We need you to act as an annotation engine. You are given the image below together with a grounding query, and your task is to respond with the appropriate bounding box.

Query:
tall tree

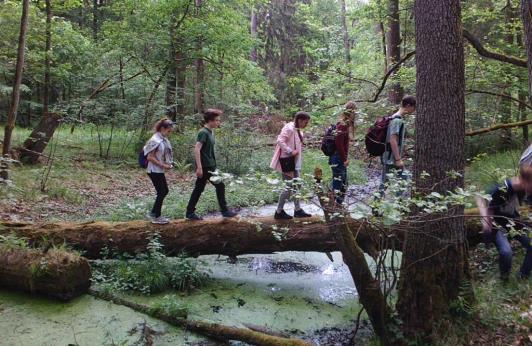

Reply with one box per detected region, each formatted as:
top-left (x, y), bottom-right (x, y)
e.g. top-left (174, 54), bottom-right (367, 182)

top-left (500, 0), bottom-right (516, 147)
top-left (250, 6), bottom-right (258, 62)
top-left (386, 0), bottom-right (403, 104)
top-left (340, 0), bottom-right (351, 63)
top-left (43, 0), bottom-right (52, 116)
top-left (397, 0), bottom-right (469, 339)
top-left (522, 0), bottom-right (532, 105)
top-left (1, 0), bottom-right (30, 180)
top-left (194, 0), bottom-right (205, 114)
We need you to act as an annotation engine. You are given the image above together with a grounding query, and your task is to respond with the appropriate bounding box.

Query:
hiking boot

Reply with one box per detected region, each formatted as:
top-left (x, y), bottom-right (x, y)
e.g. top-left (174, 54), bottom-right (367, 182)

top-left (222, 210), bottom-right (238, 218)
top-left (186, 213), bottom-right (204, 221)
top-left (274, 210), bottom-right (293, 220)
top-left (294, 209), bottom-right (312, 218)
top-left (151, 216), bottom-right (170, 224)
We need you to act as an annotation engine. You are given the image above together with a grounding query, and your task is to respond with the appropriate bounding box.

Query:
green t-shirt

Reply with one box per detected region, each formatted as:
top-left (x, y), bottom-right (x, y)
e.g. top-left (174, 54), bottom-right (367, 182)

top-left (197, 127), bottom-right (216, 169)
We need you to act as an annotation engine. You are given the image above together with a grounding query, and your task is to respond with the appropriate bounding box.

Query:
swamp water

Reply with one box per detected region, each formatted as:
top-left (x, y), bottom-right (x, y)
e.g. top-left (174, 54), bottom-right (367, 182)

top-left (1, 169), bottom-right (394, 345)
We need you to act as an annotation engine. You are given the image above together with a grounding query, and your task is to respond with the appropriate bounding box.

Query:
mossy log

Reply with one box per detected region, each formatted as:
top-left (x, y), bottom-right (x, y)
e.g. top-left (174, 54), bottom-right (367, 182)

top-left (88, 288), bottom-right (311, 346)
top-left (0, 212), bottom-right (484, 260)
top-left (0, 246), bottom-right (91, 300)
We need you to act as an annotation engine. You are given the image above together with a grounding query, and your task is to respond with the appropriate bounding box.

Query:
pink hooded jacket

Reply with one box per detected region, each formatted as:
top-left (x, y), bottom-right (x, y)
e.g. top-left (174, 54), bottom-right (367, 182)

top-left (270, 121), bottom-right (303, 173)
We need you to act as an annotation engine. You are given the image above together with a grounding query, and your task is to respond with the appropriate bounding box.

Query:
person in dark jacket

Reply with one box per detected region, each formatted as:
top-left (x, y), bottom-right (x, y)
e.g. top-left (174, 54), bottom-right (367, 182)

top-left (476, 165), bottom-right (532, 281)
top-left (329, 101), bottom-right (357, 204)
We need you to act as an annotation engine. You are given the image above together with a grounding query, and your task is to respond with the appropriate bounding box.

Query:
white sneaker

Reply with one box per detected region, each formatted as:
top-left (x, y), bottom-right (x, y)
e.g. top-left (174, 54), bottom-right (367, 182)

top-left (151, 216), bottom-right (170, 224)
top-left (146, 212), bottom-right (156, 220)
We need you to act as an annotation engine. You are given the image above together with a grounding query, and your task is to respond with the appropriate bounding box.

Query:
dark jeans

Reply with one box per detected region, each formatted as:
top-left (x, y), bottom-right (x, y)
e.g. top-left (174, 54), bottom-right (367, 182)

top-left (148, 173), bottom-right (169, 218)
top-left (329, 153), bottom-right (347, 204)
top-left (186, 168), bottom-right (228, 214)
top-left (494, 229), bottom-right (531, 278)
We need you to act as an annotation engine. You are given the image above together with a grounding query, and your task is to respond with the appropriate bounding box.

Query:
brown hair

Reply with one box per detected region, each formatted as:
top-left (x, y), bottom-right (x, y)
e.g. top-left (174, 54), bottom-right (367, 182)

top-left (339, 101), bottom-right (357, 136)
top-left (203, 108), bottom-right (223, 124)
top-left (519, 165), bottom-right (532, 182)
top-left (293, 111), bottom-right (310, 144)
top-left (401, 95), bottom-right (416, 108)
top-left (153, 118), bottom-right (174, 132)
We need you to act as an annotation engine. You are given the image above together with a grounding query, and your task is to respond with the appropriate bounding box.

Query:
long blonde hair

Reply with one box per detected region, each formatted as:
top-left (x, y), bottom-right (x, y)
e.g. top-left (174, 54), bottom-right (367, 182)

top-left (338, 101), bottom-right (357, 137)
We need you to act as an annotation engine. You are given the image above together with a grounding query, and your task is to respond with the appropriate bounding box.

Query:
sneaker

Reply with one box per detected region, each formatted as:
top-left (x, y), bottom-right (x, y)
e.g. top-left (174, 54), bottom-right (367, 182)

top-left (294, 209), bottom-right (312, 218)
top-left (151, 216), bottom-right (170, 224)
top-left (147, 212), bottom-right (156, 219)
top-left (222, 210), bottom-right (238, 218)
top-left (274, 210), bottom-right (293, 220)
top-left (186, 213), bottom-right (204, 221)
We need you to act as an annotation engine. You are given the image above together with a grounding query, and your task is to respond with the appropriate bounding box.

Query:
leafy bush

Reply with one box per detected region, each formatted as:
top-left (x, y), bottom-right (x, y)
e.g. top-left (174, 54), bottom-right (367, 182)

top-left (91, 234), bottom-right (209, 294)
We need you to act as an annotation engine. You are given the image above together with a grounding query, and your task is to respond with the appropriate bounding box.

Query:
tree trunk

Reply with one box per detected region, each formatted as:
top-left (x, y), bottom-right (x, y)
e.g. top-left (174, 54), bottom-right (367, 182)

top-left (1, 0), bottom-right (30, 181)
top-left (165, 28), bottom-right (178, 121)
top-left (340, 0), bottom-right (351, 63)
top-left (500, 0), bottom-right (515, 148)
top-left (92, 0), bottom-right (98, 41)
top-left (397, 0), bottom-right (469, 340)
top-left (522, 0), bottom-right (532, 104)
top-left (0, 212), bottom-right (486, 261)
top-left (194, 0), bottom-right (205, 114)
top-left (519, 88), bottom-right (529, 145)
top-left (19, 112), bottom-right (62, 164)
top-left (0, 246), bottom-right (91, 301)
top-left (43, 0), bottom-right (52, 116)
top-left (386, 0), bottom-right (403, 104)
top-left (250, 6), bottom-right (258, 62)
top-left (176, 47), bottom-right (187, 124)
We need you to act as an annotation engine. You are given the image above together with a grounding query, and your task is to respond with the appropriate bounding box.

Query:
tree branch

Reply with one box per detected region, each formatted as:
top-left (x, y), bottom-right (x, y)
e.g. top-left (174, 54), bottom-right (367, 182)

top-left (466, 89), bottom-right (532, 110)
top-left (466, 119), bottom-right (532, 136)
top-left (463, 29), bottom-right (527, 68)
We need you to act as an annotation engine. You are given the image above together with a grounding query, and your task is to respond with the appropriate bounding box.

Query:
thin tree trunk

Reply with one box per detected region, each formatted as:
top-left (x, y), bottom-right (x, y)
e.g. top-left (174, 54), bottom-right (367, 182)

top-left (386, 0), bottom-right (403, 104)
top-left (519, 88), bottom-right (529, 144)
top-left (340, 0), bottom-right (351, 63)
top-left (176, 47), bottom-right (187, 124)
top-left (119, 57), bottom-right (126, 100)
top-left (92, 0), bottom-right (98, 41)
top-left (500, 0), bottom-right (515, 147)
top-left (194, 0), bottom-right (205, 114)
top-left (250, 6), bottom-right (258, 62)
top-left (522, 0), bottom-right (532, 105)
top-left (1, 0), bottom-right (30, 181)
top-left (397, 0), bottom-right (469, 340)
top-left (43, 0), bottom-right (52, 116)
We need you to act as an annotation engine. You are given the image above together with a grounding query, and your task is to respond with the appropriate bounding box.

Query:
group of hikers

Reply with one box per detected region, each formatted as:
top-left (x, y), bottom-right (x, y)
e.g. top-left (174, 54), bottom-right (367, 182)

top-left (142, 95), bottom-right (530, 281)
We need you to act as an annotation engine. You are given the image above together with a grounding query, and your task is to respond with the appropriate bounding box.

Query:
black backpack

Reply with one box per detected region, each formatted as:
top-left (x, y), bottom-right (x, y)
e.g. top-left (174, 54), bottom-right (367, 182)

top-left (138, 149), bottom-right (148, 168)
top-left (320, 124), bottom-right (337, 156)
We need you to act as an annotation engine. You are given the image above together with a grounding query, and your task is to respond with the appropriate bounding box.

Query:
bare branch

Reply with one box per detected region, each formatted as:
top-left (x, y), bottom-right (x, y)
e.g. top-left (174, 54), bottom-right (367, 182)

top-left (463, 29), bottom-right (527, 68)
top-left (466, 89), bottom-right (532, 110)
top-left (466, 118), bottom-right (532, 136)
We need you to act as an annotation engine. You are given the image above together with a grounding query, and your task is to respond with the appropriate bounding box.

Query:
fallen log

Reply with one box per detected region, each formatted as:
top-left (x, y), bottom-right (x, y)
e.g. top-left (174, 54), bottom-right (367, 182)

top-left (0, 212), bottom-right (485, 260)
top-left (88, 288), bottom-right (311, 346)
top-left (0, 245), bottom-right (91, 300)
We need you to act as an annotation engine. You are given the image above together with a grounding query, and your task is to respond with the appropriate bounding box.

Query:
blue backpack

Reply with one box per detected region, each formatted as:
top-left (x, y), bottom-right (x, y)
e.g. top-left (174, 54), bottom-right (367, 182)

top-left (138, 149), bottom-right (148, 168)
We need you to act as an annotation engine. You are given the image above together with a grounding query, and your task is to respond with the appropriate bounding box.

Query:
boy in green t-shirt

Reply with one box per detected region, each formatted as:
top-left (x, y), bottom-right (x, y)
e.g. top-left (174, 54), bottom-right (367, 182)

top-left (186, 109), bottom-right (237, 221)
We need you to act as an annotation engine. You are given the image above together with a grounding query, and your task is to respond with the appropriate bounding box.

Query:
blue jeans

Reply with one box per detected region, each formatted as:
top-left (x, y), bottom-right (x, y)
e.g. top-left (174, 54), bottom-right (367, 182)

top-left (493, 230), bottom-right (531, 278)
top-left (329, 153), bottom-right (347, 204)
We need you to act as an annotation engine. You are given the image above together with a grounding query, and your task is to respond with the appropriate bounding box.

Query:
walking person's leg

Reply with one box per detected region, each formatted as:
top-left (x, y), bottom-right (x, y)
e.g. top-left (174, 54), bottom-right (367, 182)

top-left (330, 154), bottom-right (346, 204)
top-left (275, 172), bottom-right (295, 219)
top-left (186, 172), bottom-right (209, 219)
top-left (379, 164), bottom-right (391, 197)
top-left (494, 230), bottom-right (513, 280)
top-left (148, 173), bottom-right (169, 223)
top-left (515, 233), bottom-right (531, 278)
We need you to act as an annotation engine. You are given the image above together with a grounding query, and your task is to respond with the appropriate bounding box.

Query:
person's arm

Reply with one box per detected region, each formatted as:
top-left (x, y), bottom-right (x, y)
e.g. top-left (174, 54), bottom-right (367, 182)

top-left (476, 196), bottom-right (492, 233)
top-left (335, 124), bottom-right (348, 165)
top-left (147, 147), bottom-right (171, 169)
top-left (389, 134), bottom-right (403, 168)
top-left (277, 126), bottom-right (298, 157)
top-left (194, 141), bottom-right (203, 178)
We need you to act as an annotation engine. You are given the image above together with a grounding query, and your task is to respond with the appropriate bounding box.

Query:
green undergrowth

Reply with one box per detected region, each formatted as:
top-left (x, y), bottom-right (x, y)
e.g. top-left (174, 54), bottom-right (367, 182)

top-left (465, 149), bottom-right (522, 190)
top-left (91, 234), bottom-right (209, 295)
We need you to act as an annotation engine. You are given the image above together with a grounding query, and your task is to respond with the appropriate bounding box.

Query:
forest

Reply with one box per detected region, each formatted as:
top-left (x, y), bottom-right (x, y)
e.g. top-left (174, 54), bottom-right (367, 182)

top-left (0, 0), bottom-right (531, 345)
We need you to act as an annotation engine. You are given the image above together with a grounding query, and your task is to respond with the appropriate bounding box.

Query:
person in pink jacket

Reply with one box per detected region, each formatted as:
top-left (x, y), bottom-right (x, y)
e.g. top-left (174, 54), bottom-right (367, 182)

top-left (270, 111), bottom-right (312, 219)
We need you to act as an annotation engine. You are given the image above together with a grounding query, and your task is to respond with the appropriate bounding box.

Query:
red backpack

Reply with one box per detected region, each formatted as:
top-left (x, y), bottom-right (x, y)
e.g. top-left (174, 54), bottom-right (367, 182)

top-left (365, 115), bottom-right (400, 157)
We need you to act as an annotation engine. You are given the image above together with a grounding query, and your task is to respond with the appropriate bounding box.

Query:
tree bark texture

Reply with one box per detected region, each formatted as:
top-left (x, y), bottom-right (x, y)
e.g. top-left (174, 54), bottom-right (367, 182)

top-left (250, 6), bottom-right (258, 62)
top-left (194, 0), bottom-right (205, 114)
top-left (165, 21), bottom-right (178, 121)
top-left (522, 0), bottom-right (532, 103)
top-left (1, 0), bottom-right (30, 180)
top-left (340, 0), bottom-right (351, 63)
top-left (43, 0), bottom-right (52, 116)
top-left (19, 112), bottom-right (62, 164)
top-left (397, 0), bottom-right (469, 339)
top-left (500, 0), bottom-right (516, 148)
top-left (386, 0), bottom-right (403, 104)
top-left (0, 246), bottom-right (91, 301)
top-left (0, 213), bottom-right (486, 261)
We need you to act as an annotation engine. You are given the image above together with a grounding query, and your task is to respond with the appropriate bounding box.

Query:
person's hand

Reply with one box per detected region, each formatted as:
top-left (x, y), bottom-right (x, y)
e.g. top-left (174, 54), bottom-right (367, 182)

top-left (162, 163), bottom-right (172, 170)
top-left (291, 149), bottom-right (299, 157)
top-left (344, 160), bottom-right (349, 166)
top-left (196, 167), bottom-right (203, 178)
top-left (395, 159), bottom-right (404, 169)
